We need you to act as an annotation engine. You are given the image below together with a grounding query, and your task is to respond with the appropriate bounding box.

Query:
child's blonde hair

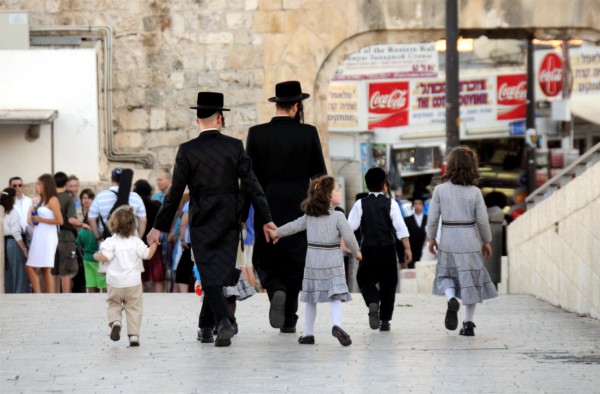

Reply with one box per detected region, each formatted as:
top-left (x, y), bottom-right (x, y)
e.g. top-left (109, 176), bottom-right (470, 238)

top-left (107, 205), bottom-right (137, 237)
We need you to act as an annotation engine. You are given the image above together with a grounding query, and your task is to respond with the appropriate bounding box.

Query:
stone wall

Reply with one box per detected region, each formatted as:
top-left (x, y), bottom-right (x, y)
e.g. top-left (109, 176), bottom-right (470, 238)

top-left (1, 0), bottom-right (600, 182)
top-left (507, 160), bottom-right (600, 319)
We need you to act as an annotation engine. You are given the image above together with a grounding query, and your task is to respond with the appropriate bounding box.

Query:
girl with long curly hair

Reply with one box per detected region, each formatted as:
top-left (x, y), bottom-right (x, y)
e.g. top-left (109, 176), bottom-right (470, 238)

top-left (269, 176), bottom-right (362, 346)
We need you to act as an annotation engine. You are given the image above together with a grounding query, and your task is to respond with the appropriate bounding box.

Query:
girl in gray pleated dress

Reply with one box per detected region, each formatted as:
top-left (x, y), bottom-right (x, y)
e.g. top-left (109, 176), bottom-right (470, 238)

top-left (270, 176), bottom-right (362, 346)
top-left (426, 146), bottom-right (498, 337)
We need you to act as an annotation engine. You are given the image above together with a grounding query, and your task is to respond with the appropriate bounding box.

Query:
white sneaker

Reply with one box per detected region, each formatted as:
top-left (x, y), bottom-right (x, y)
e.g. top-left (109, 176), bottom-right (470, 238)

top-left (110, 321), bottom-right (121, 341)
top-left (129, 335), bottom-right (140, 347)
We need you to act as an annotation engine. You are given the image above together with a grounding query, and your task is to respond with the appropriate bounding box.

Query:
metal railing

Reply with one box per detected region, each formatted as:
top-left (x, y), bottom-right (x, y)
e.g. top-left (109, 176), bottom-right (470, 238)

top-left (526, 141), bottom-right (600, 209)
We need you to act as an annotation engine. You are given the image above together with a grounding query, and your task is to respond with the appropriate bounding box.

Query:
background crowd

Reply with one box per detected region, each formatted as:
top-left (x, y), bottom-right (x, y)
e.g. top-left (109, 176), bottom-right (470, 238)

top-left (2, 169), bottom-right (260, 295)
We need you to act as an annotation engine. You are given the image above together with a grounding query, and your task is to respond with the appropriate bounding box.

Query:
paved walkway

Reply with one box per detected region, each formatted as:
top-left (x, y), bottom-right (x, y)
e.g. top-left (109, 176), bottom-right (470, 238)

top-left (1, 292), bottom-right (599, 393)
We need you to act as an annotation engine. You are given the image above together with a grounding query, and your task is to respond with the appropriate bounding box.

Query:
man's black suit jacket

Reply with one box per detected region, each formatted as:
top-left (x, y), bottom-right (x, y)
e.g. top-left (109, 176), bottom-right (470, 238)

top-left (246, 116), bottom-right (326, 275)
top-left (154, 129), bottom-right (271, 287)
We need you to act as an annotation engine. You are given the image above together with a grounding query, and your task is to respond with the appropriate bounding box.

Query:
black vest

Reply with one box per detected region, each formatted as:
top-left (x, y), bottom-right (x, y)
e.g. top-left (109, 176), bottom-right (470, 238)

top-left (360, 194), bottom-right (395, 246)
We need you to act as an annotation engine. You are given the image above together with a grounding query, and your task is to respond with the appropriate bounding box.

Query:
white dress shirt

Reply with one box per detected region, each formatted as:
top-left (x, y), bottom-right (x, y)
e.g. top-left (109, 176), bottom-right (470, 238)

top-left (348, 192), bottom-right (410, 239)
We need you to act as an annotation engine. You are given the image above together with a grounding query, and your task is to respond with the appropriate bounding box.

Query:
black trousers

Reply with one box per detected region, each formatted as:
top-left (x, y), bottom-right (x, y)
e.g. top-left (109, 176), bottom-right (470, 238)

top-left (198, 286), bottom-right (231, 329)
top-left (254, 264), bottom-right (302, 328)
top-left (356, 244), bottom-right (398, 321)
top-left (253, 235), bottom-right (305, 329)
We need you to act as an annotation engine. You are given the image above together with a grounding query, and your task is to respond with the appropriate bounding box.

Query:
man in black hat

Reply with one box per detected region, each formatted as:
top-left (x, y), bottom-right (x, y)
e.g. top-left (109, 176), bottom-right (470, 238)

top-left (398, 190), bottom-right (429, 268)
top-left (246, 81), bottom-right (327, 334)
top-left (148, 92), bottom-right (274, 347)
top-left (348, 167), bottom-right (412, 332)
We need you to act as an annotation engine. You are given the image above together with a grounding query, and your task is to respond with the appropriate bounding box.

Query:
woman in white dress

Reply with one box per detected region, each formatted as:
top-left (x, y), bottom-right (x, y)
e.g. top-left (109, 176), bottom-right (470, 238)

top-left (25, 174), bottom-right (64, 293)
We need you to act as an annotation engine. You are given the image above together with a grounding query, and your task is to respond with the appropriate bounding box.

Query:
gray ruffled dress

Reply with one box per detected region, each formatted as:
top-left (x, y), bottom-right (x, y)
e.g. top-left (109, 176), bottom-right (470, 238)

top-left (426, 182), bottom-right (498, 304)
top-left (275, 208), bottom-right (360, 303)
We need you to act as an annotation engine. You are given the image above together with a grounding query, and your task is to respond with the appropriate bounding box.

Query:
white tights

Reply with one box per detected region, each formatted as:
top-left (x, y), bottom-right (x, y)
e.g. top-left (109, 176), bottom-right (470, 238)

top-left (444, 288), bottom-right (477, 322)
top-left (304, 300), bottom-right (343, 336)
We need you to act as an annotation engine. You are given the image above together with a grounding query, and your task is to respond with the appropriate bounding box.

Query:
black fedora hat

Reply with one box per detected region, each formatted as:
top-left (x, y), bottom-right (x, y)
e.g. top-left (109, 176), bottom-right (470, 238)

top-left (365, 167), bottom-right (387, 191)
top-left (190, 92), bottom-right (230, 118)
top-left (268, 81), bottom-right (310, 103)
top-left (409, 189), bottom-right (430, 202)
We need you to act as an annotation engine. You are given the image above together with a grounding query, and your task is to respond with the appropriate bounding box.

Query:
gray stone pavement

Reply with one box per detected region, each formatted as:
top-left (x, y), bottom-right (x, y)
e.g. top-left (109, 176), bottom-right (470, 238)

top-left (1, 292), bottom-right (599, 393)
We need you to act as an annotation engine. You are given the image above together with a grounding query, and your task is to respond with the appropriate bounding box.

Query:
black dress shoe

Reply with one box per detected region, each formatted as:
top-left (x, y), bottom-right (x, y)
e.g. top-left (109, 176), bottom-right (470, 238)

top-left (459, 321), bottom-right (476, 336)
top-left (298, 335), bottom-right (315, 344)
top-left (368, 302), bottom-right (380, 330)
top-left (213, 320), bottom-right (238, 336)
top-left (215, 318), bottom-right (234, 347)
top-left (198, 328), bottom-right (214, 343)
top-left (280, 326), bottom-right (296, 333)
top-left (379, 321), bottom-right (391, 331)
top-left (332, 325), bottom-right (352, 346)
top-left (269, 290), bottom-right (286, 329)
top-left (445, 297), bottom-right (460, 331)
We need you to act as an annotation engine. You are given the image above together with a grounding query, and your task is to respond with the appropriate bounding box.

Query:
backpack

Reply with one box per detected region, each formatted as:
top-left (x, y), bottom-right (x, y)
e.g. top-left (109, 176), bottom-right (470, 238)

top-left (98, 191), bottom-right (120, 240)
top-left (98, 169), bottom-right (134, 239)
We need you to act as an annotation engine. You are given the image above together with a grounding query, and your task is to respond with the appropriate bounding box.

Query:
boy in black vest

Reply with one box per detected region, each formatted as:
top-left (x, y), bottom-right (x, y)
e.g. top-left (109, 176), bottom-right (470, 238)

top-left (348, 167), bottom-right (412, 331)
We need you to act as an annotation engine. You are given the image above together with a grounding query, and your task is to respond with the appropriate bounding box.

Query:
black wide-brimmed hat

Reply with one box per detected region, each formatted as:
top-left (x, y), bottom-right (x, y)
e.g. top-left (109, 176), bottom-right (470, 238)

top-left (268, 81), bottom-right (310, 103)
top-left (365, 167), bottom-right (387, 191)
top-left (409, 190), bottom-right (430, 202)
top-left (190, 92), bottom-right (230, 118)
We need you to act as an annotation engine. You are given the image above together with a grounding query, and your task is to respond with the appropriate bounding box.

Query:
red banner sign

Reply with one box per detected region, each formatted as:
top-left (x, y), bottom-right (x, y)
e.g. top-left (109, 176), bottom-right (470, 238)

top-left (497, 74), bottom-right (527, 120)
top-left (368, 82), bottom-right (409, 128)
top-left (539, 53), bottom-right (563, 97)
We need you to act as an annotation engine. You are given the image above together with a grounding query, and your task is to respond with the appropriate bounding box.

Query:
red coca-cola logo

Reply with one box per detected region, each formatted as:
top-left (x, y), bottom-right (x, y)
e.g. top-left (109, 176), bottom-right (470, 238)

top-left (497, 75), bottom-right (526, 105)
top-left (369, 82), bottom-right (409, 113)
top-left (368, 82), bottom-right (409, 128)
top-left (497, 74), bottom-right (526, 120)
top-left (538, 53), bottom-right (563, 97)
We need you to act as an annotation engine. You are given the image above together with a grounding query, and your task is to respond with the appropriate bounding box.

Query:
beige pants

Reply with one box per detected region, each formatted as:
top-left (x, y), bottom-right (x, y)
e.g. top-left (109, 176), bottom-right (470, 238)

top-left (107, 283), bottom-right (143, 336)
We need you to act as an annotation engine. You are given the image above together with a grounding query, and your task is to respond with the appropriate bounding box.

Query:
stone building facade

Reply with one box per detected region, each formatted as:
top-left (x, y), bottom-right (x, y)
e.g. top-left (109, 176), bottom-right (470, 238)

top-left (1, 0), bottom-right (600, 201)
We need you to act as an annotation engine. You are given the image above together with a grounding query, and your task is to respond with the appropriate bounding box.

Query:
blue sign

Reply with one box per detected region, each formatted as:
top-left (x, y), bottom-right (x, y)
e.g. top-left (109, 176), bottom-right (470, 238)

top-left (509, 120), bottom-right (526, 136)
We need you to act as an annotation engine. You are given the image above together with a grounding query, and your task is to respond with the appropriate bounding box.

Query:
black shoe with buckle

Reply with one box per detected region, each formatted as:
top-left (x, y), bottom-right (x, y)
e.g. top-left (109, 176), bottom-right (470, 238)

top-left (298, 335), bottom-right (315, 344)
top-left (445, 297), bottom-right (460, 331)
top-left (459, 321), bottom-right (476, 336)
top-left (198, 328), bottom-right (214, 343)
top-left (379, 321), bottom-right (391, 331)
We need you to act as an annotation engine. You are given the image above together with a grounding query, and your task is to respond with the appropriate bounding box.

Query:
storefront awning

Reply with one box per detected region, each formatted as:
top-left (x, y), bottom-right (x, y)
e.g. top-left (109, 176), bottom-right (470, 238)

top-left (0, 109), bottom-right (58, 139)
top-left (570, 97), bottom-right (600, 125)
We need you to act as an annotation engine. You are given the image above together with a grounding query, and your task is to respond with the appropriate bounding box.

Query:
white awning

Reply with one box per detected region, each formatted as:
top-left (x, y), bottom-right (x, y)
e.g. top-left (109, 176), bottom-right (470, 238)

top-left (570, 96), bottom-right (600, 125)
top-left (0, 109), bottom-right (58, 139)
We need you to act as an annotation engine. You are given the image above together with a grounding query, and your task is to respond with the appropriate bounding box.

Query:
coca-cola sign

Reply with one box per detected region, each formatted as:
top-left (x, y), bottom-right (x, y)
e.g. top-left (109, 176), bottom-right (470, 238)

top-left (538, 53), bottom-right (563, 97)
top-left (497, 74), bottom-right (526, 120)
top-left (368, 82), bottom-right (409, 128)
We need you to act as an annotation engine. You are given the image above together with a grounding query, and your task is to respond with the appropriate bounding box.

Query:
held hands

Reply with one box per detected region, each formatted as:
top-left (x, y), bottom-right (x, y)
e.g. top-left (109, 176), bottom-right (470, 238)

top-left (354, 251), bottom-right (363, 261)
top-left (482, 242), bottom-right (492, 259)
top-left (263, 222), bottom-right (277, 242)
top-left (428, 238), bottom-right (439, 256)
top-left (146, 228), bottom-right (162, 246)
top-left (268, 229), bottom-right (280, 244)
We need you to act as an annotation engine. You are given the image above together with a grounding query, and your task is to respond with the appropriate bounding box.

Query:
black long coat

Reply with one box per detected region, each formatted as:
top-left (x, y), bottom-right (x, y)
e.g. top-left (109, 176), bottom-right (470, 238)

top-left (153, 129), bottom-right (271, 287)
top-left (246, 117), bottom-right (326, 278)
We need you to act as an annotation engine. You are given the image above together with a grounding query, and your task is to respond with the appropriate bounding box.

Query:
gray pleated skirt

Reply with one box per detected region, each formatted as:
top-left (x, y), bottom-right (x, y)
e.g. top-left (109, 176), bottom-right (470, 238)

top-left (300, 247), bottom-right (351, 303)
top-left (433, 250), bottom-right (498, 304)
top-left (223, 272), bottom-right (256, 301)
